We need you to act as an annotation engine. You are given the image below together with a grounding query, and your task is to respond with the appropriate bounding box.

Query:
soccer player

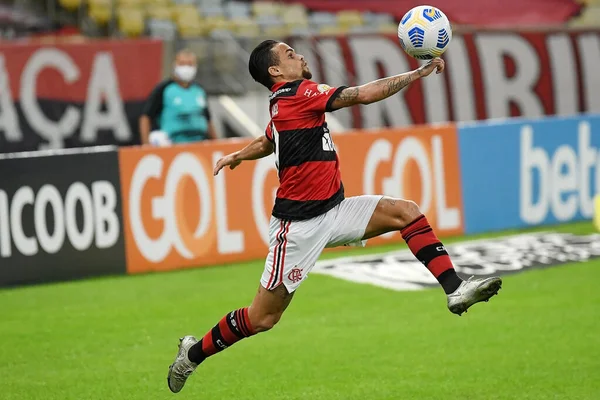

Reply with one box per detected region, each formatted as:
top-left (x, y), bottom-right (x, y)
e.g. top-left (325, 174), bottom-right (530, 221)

top-left (167, 40), bottom-right (502, 393)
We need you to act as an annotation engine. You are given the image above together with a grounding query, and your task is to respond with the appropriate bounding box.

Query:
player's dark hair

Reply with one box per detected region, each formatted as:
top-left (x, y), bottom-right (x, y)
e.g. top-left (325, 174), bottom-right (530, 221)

top-left (249, 40), bottom-right (280, 90)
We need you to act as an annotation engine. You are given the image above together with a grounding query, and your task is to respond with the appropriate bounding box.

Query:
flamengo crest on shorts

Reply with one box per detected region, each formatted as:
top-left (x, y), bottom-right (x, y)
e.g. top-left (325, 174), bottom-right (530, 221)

top-left (265, 79), bottom-right (347, 221)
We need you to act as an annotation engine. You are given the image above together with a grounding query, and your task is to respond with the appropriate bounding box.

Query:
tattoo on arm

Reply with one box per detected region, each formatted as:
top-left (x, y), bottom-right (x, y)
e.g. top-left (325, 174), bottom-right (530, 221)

top-left (338, 87), bottom-right (359, 103)
top-left (331, 70), bottom-right (418, 110)
top-left (378, 74), bottom-right (415, 97)
top-left (330, 87), bottom-right (360, 110)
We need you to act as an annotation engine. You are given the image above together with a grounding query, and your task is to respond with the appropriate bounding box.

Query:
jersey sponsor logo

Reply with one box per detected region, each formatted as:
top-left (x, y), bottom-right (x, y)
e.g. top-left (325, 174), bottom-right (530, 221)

top-left (303, 88), bottom-right (323, 98)
top-left (269, 87), bottom-right (292, 101)
top-left (314, 233), bottom-right (600, 291)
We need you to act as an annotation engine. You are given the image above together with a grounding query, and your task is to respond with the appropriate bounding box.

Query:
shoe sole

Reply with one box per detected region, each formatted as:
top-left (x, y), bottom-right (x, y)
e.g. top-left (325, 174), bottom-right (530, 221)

top-left (449, 277), bottom-right (502, 316)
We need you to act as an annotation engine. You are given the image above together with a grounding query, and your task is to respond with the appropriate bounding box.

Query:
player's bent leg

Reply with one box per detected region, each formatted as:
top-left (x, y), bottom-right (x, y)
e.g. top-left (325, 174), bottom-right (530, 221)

top-left (167, 284), bottom-right (294, 393)
top-left (363, 196), bottom-right (502, 316)
top-left (361, 197), bottom-right (422, 239)
top-left (248, 283), bottom-right (294, 333)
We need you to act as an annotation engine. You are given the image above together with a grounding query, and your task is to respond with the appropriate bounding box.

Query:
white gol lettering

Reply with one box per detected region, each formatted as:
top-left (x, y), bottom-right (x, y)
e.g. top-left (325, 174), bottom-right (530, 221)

top-left (129, 153), bottom-right (212, 263)
top-left (363, 136), bottom-right (461, 234)
top-left (212, 151), bottom-right (244, 255)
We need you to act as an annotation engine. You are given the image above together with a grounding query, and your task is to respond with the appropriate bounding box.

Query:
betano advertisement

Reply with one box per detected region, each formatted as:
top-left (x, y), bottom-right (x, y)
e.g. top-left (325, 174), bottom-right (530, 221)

top-left (118, 125), bottom-right (464, 274)
top-left (459, 114), bottom-right (600, 234)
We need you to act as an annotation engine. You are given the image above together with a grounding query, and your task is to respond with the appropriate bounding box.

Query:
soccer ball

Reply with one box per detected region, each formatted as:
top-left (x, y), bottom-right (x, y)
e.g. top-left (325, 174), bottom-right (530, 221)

top-left (397, 5), bottom-right (452, 60)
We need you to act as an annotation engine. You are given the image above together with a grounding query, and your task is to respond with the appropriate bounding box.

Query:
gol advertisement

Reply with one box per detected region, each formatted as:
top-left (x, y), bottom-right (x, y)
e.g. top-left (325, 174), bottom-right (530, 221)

top-left (118, 125), bottom-right (464, 274)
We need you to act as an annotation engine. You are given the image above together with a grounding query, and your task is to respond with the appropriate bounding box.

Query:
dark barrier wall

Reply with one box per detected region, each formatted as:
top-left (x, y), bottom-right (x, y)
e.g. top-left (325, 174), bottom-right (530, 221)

top-left (0, 39), bottom-right (162, 153)
top-left (0, 147), bottom-right (126, 286)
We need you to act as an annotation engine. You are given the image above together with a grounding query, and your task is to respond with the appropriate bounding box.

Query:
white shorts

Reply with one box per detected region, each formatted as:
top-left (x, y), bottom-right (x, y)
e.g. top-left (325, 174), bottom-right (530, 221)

top-left (260, 195), bottom-right (383, 293)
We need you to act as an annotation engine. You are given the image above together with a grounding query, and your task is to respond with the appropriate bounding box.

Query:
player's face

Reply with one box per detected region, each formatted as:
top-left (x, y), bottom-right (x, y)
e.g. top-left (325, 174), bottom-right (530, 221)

top-left (271, 43), bottom-right (312, 81)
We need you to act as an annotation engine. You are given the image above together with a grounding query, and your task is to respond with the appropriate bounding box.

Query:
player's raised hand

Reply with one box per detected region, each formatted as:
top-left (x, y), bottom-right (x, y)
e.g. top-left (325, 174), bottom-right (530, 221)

top-left (417, 57), bottom-right (445, 77)
top-left (214, 153), bottom-right (241, 176)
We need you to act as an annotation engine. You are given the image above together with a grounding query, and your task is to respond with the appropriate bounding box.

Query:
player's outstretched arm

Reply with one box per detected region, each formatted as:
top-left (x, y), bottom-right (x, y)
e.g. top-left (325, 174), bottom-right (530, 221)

top-left (330, 57), bottom-right (445, 110)
top-left (214, 135), bottom-right (274, 175)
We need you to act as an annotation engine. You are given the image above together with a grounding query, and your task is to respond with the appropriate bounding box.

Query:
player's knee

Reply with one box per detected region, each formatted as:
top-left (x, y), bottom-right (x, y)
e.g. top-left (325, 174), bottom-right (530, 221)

top-left (390, 199), bottom-right (422, 228)
top-left (251, 312), bottom-right (282, 333)
top-left (402, 200), bottom-right (421, 218)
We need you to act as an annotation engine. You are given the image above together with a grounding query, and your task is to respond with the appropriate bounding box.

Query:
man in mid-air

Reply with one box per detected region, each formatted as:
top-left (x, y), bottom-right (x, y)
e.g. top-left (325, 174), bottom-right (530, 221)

top-left (167, 40), bottom-right (502, 393)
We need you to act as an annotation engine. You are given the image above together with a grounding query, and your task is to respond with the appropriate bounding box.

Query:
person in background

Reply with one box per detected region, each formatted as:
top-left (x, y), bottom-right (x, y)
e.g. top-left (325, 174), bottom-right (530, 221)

top-left (139, 49), bottom-right (217, 146)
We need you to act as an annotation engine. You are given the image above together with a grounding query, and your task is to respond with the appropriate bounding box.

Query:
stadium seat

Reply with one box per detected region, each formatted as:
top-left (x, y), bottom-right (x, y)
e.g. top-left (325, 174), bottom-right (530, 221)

top-left (569, 6), bottom-right (600, 26)
top-left (205, 16), bottom-right (238, 37)
top-left (200, 5), bottom-right (225, 17)
top-left (118, 8), bottom-right (145, 37)
top-left (349, 25), bottom-right (377, 34)
top-left (173, 4), bottom-right (198, 20)
top-left (145, 0), bottom-right (172, 4)
top-left (147, 6), bottom-right (174, 20)
top-left (234, 18), bottom-right (261, 37)
top-left (198, 0), bottom-right (222, 7)
top-left (147, 19), bottom-right (177, 39)
top-left (309, 11), bottom-right (337, 29)
top-left (226, 1), bottom-right (251, 20)
top-left (378, 22), bottom-right (398, 34)
top-left (177, 14), bottom-right (208, 37)
top-left (262, 24), bottom-right (291, 39)
top-left (281, 4), bottom-right (308, 28)
top-left (290, 26), bottom-right (313, 36)
top-left (336, 10), bottom-right (363, 28)
top-left (88, 0), bottom-right (112, 25)
top-left (175, 6), bottom-right (204, 35)
top-left (319, 25), bottom-right (348, 36)
top-left (253, 1), bottom-right (281, 17)
top-left (59, 0), bottom-right (81, 12)
top-left (118, 0), bottom-right (144, 6)
top-left (363, 12), bottom-right (395, 27)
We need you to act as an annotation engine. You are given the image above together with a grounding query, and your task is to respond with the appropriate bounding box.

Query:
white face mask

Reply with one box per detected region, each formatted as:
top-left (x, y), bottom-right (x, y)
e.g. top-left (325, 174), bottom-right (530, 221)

top-left (174, 65), bottom-right (197, 82)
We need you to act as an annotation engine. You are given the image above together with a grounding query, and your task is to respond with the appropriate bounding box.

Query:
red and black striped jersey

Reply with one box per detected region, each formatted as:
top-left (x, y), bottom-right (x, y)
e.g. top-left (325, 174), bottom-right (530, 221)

top-left (265, 79), bottom-right (347, 221)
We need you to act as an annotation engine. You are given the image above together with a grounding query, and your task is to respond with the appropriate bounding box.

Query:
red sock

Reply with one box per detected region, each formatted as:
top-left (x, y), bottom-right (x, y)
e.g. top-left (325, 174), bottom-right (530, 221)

top-left (401, 215), bottom-right (462, 294)
top-left (188, 308), bottom-right (255, 363)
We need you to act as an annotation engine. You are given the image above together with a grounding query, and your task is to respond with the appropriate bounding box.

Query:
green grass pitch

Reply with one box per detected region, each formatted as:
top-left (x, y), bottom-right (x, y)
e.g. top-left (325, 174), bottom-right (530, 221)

top-left (1, 222), bottom-right (599, 400)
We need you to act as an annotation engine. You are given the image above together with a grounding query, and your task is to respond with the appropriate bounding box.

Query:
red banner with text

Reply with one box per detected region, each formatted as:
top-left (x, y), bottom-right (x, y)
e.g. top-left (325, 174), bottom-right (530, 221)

top-left (0, 39), bottom-right (162, 153)
top-left (286, 30), bottom-right (600, 129)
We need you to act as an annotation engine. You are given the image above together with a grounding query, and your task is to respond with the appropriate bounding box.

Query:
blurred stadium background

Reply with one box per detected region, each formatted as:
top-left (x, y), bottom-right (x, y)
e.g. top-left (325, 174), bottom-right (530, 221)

top-left (1, 1), bottom-right (599, 399)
